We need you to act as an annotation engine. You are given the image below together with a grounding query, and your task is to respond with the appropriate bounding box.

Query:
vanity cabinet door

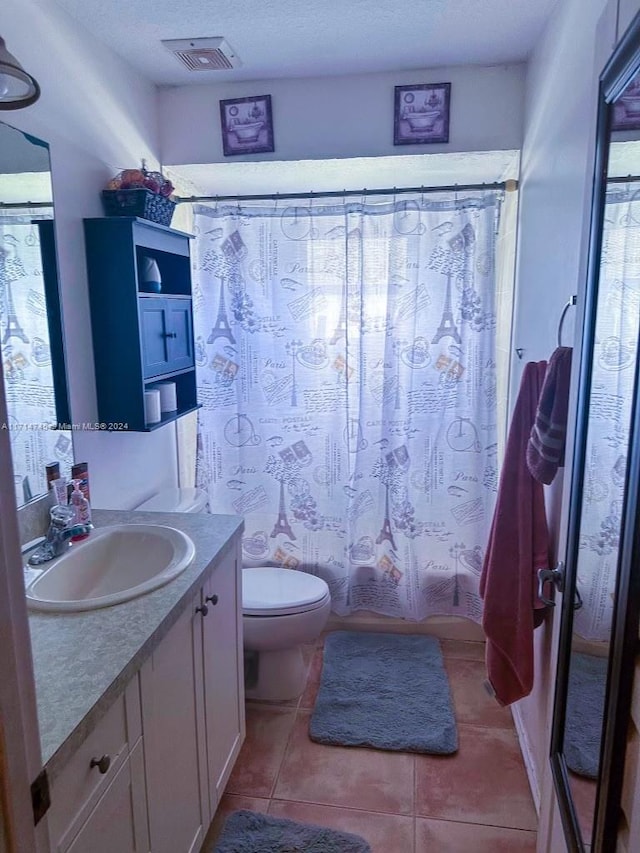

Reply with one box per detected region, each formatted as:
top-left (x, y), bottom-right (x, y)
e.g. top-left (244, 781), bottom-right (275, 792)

top-left (64, 742), bottom-right (148, 853)
top-left (200, 545), bottom-right (245, 814)
top-left (140, 594), bottom-right (208, 853)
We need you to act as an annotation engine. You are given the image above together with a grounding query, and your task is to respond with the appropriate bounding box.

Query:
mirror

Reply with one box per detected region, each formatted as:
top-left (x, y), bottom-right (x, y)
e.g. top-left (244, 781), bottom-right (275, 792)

top-left (0, 120), bottom-right (72, 508)
top-left (551, 11), bottom-right (640, 851)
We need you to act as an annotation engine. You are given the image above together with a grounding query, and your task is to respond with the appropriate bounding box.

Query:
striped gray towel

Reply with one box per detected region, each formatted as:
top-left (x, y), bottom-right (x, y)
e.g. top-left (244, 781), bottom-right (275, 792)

top-left (526, 346), bottom-right (573, 484)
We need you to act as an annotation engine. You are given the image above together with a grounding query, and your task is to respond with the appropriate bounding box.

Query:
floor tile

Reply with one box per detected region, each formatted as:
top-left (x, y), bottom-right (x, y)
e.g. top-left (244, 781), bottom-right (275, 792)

top-left (201, 794), bottom-right (269, 851)
top-left (415, 724), bottom-right (536, 830)
top-left (269, 800), bottom-right (415, 853)
top-left (416, 817), bottom-right (536, 851)
top-left (299, 645), bottom-right (324, 710)
top-left (225, 707), bottom-right (296, 798)
top-left (440, 638), bottom-right (486, 662)
top-left (274, 711), bottom-right (415, 815)
top-left (445, 658), bottom-right (514, 729)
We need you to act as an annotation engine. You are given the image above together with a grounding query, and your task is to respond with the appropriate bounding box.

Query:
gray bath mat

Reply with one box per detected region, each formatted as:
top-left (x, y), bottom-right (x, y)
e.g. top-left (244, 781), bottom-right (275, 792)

top-left (215, 810), bottom-right (371, 852)
top-left (309, 631), bottom-right (457, 754)
top-left (565, 652), bottom-right (608, 780)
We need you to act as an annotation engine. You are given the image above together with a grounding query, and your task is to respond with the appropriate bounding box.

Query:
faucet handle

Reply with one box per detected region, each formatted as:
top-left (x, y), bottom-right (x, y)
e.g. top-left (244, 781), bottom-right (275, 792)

top-left (50, 505), bottom-right (75, 528)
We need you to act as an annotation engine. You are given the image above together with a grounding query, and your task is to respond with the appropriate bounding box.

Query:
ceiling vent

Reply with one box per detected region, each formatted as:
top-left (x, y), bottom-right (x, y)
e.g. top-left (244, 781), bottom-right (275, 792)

top-left (162, 37), bottom-right (241, 71)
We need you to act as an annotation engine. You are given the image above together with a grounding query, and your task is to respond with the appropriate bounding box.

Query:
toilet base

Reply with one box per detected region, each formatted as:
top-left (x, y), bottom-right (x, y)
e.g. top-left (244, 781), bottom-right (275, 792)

top-left (244, 645), bottom-right (307, 701)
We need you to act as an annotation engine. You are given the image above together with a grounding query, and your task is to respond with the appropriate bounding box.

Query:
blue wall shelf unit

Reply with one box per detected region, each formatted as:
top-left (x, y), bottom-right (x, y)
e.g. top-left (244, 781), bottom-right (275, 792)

top-left (83, 217), bottom-right (199, 432)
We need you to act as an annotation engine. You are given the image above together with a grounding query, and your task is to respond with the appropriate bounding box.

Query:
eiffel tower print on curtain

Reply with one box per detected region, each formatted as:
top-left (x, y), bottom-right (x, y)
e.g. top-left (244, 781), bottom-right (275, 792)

top-left (270, 480), bottom-right (296, 540)
top-left (432, 273), bottom-right (461, 345)
top-left (1, 247), bottom-right (29, 345)
top-left (207, 278), bottom-right (236, 345)
top-left (2, 280), bottom-right (29, 344)
top-left (376, 484), bottom-right (397, 550)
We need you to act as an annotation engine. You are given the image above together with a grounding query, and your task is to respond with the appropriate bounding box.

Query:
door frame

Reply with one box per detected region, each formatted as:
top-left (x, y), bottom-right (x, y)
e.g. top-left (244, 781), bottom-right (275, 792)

top-left (547, 9), bottom-right (640, 851)
top-left (0, 359), bottom-right (42, 851)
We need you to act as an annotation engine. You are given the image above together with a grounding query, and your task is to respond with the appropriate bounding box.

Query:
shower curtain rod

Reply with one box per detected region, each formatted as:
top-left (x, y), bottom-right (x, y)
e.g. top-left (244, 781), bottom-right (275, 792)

top-left (175, 179), bottom-right (517, 205)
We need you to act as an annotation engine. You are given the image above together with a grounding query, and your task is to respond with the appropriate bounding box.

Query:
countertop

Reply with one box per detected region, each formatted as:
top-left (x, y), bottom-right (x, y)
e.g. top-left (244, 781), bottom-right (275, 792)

top-left (27, 509), bottom-right (243, 780)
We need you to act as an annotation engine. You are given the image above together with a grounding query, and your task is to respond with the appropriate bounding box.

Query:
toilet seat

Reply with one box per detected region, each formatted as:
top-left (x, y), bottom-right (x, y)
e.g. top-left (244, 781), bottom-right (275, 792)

top-left (242, 567), bottom-right (330, 617)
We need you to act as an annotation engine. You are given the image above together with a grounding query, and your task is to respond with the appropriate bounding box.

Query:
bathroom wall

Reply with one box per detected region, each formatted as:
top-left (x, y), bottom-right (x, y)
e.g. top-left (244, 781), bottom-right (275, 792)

top-left (0, 0), bottom-right (179, 509)
top-left (159, 63), bottom-right (525, 167)
top-left (509, 0), bottom-right (625, 817)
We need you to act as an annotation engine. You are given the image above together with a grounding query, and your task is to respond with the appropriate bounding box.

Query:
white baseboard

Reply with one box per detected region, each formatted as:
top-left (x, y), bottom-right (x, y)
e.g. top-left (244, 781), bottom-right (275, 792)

top-left (511, 702), bottom-right (541, 815)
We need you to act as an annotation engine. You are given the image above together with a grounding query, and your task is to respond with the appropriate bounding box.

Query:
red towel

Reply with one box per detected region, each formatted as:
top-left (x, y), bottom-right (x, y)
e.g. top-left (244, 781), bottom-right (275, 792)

top-left (480, 361), bottom-right (550, 706)
top-left (526, 347), bottom-right (573, 484)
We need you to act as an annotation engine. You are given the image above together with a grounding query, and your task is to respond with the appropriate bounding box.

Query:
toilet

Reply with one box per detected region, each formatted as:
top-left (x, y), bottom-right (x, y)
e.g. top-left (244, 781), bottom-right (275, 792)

top-left (243, 567), bottom-right (331, 701)
top-left (135, 487), bottom-right (208, 513)
top-left (134, 489), bottom-right (331, 701)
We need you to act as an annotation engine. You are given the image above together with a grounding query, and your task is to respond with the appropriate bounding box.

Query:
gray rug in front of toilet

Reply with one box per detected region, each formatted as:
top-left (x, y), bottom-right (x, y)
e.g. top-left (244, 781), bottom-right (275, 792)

top-left (214, 810), bottom-right (371, 852)
top-left (309, 631), bottom-right (458, 754)
top-left (564, 652), bottom-right (608, 780)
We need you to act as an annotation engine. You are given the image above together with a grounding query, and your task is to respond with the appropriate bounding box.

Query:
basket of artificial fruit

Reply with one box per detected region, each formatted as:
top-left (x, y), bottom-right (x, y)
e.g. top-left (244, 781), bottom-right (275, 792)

top-left (101, 163), bottom-right (176, 226)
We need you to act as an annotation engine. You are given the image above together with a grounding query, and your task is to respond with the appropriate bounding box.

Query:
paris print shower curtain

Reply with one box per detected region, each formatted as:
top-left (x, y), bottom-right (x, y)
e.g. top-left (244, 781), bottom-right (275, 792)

top-left (193, 191), bottom-right (504, 621)
top-left (573, 185), bottom-right (640, 641)
top-left (0, 214), bottom-right (72, 504)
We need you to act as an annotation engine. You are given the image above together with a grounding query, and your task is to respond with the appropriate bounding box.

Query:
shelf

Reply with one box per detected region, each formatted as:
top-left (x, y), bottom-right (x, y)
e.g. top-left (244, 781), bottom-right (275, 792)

top-left (139, 404), bottom-right (201, 433)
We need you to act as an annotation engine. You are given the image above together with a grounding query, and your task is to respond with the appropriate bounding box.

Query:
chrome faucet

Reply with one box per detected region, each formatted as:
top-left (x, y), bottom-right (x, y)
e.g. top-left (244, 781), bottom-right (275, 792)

top-left (28, 505), bottom-right (92, 566)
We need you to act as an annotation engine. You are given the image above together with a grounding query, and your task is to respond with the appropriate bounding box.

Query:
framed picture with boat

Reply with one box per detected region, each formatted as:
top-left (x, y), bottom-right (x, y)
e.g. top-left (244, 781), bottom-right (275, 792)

top-left (220, 94), bottom-right (275, 156)
top-left (393, 82), bottom-right (451, 145)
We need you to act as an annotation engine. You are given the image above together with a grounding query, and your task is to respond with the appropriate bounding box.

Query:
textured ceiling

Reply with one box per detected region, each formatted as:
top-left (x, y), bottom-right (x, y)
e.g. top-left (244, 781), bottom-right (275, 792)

top-left (54, 0), bottom-right (558, 85)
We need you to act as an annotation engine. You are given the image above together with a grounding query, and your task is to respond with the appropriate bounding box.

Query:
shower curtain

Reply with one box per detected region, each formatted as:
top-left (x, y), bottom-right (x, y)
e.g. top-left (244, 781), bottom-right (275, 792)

top-left (573, 184), bottom-right (640, 641)
top-left (192, 190), bottom-right (506, 620)
top-left (0, 213), bottom-right (72, 504)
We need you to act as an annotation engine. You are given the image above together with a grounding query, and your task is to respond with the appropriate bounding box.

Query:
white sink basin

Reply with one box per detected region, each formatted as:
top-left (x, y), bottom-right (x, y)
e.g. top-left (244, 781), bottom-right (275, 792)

top-left (26, 524), bottom-right (195, 613)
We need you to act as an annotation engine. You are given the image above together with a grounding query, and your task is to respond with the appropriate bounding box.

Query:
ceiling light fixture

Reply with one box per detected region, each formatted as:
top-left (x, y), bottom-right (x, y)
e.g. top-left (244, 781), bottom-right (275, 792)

top-left (0, 36), bottom-right (40, 110)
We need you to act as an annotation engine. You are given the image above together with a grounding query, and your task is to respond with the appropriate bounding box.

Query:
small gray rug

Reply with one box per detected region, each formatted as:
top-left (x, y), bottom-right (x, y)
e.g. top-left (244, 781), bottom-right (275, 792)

top-left (309, 631), bottom-right (457, 754)
top-left (565, 652), bottom-right (608, 780)
top-left (215, 810), bottom-right (371, 852)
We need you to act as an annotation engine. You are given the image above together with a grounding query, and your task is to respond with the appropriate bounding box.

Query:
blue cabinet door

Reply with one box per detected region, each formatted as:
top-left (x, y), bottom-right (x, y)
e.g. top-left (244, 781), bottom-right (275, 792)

top-left (140, 297), bottom-right (170, 378)
top-left (166, 298), bottom-right (194, 372)
top-left (140, 296), bottom-right (194, 378)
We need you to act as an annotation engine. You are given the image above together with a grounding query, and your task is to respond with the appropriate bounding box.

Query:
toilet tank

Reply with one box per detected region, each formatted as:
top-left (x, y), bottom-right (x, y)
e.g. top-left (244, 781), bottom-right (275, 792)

top-left (135, 488), bottom-right (208, 513)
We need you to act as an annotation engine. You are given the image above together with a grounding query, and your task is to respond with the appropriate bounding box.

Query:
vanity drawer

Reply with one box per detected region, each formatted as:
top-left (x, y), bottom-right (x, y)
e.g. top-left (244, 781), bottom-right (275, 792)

top-left (47, 687), bottom-right (133, 852)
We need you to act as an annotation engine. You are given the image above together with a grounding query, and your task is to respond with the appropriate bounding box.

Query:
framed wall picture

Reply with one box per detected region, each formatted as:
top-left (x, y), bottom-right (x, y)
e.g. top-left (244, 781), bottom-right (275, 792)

top-left (394, 83), bottom-right (451, 146)
top-left (219, 94), bottom-right (274, 156)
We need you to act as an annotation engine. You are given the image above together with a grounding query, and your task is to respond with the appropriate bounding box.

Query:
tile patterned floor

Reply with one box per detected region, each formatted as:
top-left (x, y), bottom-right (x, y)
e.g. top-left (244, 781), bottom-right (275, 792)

top-left (202, 633), bottom-right (538, 852)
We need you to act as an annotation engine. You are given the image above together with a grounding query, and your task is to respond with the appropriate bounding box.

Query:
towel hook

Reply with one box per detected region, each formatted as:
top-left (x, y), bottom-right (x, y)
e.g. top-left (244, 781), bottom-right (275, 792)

top-left (557, 295), bottom-right (577, 347)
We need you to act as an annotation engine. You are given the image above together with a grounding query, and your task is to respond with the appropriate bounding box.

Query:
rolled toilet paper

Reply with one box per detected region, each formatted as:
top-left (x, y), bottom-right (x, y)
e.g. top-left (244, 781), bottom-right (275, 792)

top-left (154, 381), bottom-right (177, 413)
top-left (144, 388), bottom-right (162, 424)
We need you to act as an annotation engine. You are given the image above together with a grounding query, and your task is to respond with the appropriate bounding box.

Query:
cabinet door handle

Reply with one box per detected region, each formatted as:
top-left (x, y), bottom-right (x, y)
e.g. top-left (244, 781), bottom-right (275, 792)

top-left (195, 603), bottom-right (209, 617)
top-left (205, 594), bottom-right (219, 606)
top-left (162, 331), bottom-right (177, 339)
top-left (89, 755), bottom-right (111, 774)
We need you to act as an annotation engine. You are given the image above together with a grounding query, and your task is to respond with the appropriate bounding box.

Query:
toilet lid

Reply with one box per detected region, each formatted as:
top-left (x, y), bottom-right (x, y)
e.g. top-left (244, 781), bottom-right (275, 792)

top-left (242, 568), bottom-right (330, 616)
top-left (136, 488), bottom-right (207, 513)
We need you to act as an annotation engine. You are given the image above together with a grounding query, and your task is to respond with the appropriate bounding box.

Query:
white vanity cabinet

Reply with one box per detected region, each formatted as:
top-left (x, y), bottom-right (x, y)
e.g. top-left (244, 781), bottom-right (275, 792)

top-left (199, 547), bottom-right (245, 814)
top-left (45, 533), bottom-right (245, 853)
top-left (140, 591), bottom-right (208, 853)
top-left (140, 541), bottom-right (245, 853)
top-left (46, 681), bottom-right (149, 853)
top-left (64, 742), bottom-right (148, 853)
